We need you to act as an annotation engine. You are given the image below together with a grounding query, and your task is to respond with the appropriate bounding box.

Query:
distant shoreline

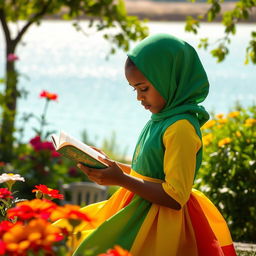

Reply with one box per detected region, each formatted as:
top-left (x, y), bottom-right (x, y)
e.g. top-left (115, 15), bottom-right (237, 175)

top-left (45, 1), bottom-right (256, 22)
top-left (125, 1), bottom-right (256, 22)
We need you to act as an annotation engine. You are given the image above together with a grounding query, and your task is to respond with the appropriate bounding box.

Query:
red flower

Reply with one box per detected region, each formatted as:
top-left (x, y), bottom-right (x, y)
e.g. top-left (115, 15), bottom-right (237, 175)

top-left (40, 90), bottom-right (58, 101)
top-left (99, 246), bottom-right (132, 256)
top-left (0, 240), bottom-right (6, 255)
top-left (51, 151), bottom-right (60, 158)
top-left (0, 221), bottom-right (14, 237)
top-left (0, 188), bottom-right (13, 200)
top-left (32, 185), bottom-right (64, 200)
top-left (41, 141), bottom-right (55, 151)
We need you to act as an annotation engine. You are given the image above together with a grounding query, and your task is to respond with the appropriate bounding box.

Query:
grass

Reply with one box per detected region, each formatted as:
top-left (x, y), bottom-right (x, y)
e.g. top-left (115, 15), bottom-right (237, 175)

top-left (237, 250), bottom-right (256, 256)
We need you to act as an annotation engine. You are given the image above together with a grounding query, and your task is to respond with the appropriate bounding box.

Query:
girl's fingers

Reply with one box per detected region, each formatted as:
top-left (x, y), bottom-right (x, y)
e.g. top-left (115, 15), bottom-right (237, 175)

top-left (98, 156), bottom-right (115, 167)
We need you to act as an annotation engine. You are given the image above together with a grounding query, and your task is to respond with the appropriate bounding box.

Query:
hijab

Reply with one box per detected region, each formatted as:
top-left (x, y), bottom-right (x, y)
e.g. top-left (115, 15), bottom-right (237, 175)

top-left (127, 33), bottom-right (210, 126)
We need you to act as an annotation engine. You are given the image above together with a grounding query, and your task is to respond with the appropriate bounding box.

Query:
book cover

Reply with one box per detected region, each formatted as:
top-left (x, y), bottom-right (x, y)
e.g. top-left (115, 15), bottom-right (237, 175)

top-left (51, 132), bottom-right (108, 169)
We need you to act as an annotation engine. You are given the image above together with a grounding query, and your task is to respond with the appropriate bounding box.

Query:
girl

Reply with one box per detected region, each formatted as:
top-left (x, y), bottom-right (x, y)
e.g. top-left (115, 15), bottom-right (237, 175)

top-left (57, 34), bottom-right (237, 256)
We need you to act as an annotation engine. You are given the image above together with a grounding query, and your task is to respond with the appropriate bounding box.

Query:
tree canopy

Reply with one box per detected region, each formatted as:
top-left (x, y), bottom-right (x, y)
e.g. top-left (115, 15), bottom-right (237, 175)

top-left (185, 0), bottom-right (256, 64)
top-left (0, 0), bottom-right (148, 161)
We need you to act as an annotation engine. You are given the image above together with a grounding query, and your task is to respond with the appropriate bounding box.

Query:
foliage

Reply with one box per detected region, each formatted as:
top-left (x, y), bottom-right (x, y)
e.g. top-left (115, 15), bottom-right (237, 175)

top-left (0, 0), bottom-right (148, 161)
top-left (195, 104), bottom-right (256, 242)
top-left (185, 0), bottom-right (256, 64)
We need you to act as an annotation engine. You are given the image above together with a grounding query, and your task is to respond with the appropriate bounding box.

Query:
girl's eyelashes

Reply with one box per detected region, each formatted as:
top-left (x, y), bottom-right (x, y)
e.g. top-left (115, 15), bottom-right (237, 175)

top-left (132, 87), bottom-right (148, 92)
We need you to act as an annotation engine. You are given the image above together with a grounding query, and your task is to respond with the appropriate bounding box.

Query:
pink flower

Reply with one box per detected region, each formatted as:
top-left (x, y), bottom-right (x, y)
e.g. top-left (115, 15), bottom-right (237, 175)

top-left (7, 53), bottom-right (19, 62)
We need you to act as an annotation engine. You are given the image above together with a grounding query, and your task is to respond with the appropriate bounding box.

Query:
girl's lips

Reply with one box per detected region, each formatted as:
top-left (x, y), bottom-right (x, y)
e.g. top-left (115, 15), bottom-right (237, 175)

top-left (144, 105), bottom-right (151, 110)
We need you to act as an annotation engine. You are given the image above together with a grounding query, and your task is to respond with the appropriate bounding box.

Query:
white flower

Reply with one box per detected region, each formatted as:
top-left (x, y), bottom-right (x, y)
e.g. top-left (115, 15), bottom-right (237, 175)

top-left (0, 173), bottom-right (25, 183)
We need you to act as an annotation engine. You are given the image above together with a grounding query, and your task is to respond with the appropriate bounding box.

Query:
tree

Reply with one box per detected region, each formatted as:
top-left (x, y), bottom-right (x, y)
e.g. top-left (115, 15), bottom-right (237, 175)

top-left (185, 0), bottom-right (256, 64)
top-left (0, 0), bottom-right (148, 161)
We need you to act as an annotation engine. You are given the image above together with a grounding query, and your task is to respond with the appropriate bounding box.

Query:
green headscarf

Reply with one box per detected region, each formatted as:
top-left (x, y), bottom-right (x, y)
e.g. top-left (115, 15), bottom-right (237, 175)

top-left (127, 33), bottom-right (209, 126)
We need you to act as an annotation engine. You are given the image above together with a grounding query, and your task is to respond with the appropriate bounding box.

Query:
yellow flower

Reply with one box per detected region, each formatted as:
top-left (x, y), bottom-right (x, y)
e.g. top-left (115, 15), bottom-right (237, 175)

top-left (202, 133), bottom-right (213, 146)
top-left (215, 113), bottom-right (225, 119)
top-left (201, 120), bottom-right (216, 130)
top-left (228, 111), bottom-right (240, 118)
top-left (236, 131), bottom-right (242, 137)
top-left (218, 137), bottom-right (232, 147)
top-left (245, 118), bottom-right (256, 127)
top-left (218, 118), bottom-right (228, 124)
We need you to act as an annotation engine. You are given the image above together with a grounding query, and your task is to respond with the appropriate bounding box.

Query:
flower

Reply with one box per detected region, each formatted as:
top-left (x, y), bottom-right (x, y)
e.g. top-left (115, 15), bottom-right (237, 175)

top-left (202, 133), bottom-right (213, 146)
top-left (29, 136), bottom-right (57, 154)
top-left (7, 199), bottom-right (57, 221)
top-left (215, 113), bottom-right (225, 119)
top-left (7, 53), bottom-right (19, 62)
top-left (0, 173), bottom-right (25, 189)
top-left (217, 118), bottom-right (228, 124)
top-left (228, 111), bottom-right (240, 118)
top-left (0, 188), bottom-right (13, 200)
top-left (0, 221), bottom-right (14, 237)
top-left (244, 118), bottom-right (256, 127)
top-left (32, 185), bottom-right (64, 200)
top-left (99, 245), bottom-right (132, 256)
top-left (40, 90), bottom-right (58, 101)
top-left (236, 131), bottom-right (242, 137)
top-left (218, 137), bottom-right (232, 147)
top-left (2, 219), bottom-right (64, 255)
top-left (50, 204), bottom-right (92, 223)
top-left (201, 120), bottom-right (216, 130)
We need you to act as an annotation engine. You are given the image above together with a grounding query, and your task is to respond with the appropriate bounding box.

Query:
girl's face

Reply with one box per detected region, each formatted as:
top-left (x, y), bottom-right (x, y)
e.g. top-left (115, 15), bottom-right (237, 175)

top-left (125, 64), bottom-right (166, 114)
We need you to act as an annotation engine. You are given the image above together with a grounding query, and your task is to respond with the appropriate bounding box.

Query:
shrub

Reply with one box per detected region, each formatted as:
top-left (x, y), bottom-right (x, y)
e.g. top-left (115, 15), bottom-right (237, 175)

top-left (195, 104), bottom-right (256, 242)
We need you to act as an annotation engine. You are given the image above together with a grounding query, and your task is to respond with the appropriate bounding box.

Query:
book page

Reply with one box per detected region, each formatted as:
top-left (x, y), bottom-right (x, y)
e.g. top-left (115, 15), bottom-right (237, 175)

top-left (59, 131), bottom-right (108, 167)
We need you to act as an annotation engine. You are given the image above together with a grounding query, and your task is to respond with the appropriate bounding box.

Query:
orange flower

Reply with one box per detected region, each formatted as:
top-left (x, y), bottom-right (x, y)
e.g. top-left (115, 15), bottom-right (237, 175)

top-left (218, 137), bottom-right (232, 147)
top-left (228, 111), bottom-right (240, 118)
top-left (50, 204), bottom-right (92, 223)
top-left (32, 184), bottom-right (64, 200)
top-left (7, 199), bottom-right (57, 221)
top-left (40, 90), bottom-right (58, 101)
top-left (215, 113), bottom-right (225, 119)
top-left (99, 245), bottom-right (132, 256)
top-left (2, 219), bottom-right (64, 255)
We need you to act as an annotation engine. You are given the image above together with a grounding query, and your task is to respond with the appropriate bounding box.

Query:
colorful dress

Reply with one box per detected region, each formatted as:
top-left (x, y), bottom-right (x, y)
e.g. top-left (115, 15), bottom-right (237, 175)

top-left (55, 118), bottom-right (236, 256)
top-left (55, 33), bottom-right (237, 255)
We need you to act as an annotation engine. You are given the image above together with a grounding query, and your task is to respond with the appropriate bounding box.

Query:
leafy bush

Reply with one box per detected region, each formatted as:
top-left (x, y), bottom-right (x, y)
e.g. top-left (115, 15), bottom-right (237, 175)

top-left (195, 104), bottom-right (256, 242)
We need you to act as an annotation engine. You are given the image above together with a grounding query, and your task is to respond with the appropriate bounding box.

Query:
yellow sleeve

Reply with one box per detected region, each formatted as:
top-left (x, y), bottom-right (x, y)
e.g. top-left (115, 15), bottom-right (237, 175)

top-left (161, 120), bottom-right (201, 207)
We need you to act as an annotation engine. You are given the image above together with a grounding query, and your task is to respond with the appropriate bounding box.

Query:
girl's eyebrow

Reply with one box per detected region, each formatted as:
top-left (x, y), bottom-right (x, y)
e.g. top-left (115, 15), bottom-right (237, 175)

top-left (130, 82), bottom-right (145, 87)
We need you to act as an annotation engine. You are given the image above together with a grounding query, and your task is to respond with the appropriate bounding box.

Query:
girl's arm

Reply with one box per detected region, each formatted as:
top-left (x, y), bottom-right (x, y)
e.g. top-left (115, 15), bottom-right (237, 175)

top-left (77, 159), bottom-right (180, 210)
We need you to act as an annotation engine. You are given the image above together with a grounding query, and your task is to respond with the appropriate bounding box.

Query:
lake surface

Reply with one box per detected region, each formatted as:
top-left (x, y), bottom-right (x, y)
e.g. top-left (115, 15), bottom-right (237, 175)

top-left (0, 21), bottom-right (255, 158)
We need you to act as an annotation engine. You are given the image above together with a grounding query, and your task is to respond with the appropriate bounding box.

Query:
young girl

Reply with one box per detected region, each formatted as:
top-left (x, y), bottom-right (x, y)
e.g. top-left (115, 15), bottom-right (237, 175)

top-left (57, 33), bottom-right (237, 256)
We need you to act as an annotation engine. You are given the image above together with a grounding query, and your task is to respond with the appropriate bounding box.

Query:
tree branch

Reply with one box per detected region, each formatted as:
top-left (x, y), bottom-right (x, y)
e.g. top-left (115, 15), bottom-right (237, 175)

top-left (13, 1), bottom-right (52, 48)
top-left (0, 8), bottom-right (12, 48)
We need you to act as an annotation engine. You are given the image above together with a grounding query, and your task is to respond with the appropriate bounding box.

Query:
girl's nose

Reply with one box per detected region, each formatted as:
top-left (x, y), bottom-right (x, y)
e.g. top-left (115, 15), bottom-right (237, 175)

top-left (137, 91), bottom-right (144, 101)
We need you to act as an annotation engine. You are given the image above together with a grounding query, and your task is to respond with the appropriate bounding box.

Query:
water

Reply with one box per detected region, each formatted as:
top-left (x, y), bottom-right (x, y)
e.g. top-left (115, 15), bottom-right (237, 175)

top-left (0, 21), bottom-right (255, 158)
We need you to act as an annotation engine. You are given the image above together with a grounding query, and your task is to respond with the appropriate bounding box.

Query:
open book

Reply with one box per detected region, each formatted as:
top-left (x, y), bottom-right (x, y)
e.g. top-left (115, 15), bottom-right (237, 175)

top-left (51, 131), bottom-right (108, 169)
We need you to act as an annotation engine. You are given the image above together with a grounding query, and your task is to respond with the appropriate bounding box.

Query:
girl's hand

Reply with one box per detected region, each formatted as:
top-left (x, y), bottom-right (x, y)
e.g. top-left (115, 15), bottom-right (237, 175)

top-left (77, 158), bottom-right (125, 186)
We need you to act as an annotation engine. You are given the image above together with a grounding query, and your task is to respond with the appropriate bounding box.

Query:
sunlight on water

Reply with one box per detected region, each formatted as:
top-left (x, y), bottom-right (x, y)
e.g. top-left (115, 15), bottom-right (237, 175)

top-left (0, 21), bottom-right (255, 158)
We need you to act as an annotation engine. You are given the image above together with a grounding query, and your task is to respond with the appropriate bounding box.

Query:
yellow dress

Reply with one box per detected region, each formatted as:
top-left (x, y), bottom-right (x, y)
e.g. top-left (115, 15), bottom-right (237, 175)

top-left (55, 120), bottom-right (236, 256)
